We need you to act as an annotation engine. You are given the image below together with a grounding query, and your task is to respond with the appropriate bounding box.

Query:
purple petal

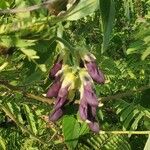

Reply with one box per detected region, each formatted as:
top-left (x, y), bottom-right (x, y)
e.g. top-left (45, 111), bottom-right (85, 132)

top-left (87, 104), bottom-right (96, 121)
top-left (46, 80), bottom-right (61, 98)
top-left (49, 56), bottom-right (63, 78)
top-left (54, 97), bottom-right (67, 110)
top-left (58, 85), bottom-right (69, 98)
top-left (85, 54), bottom-right (95, 62)
top-left (83, 84), bottom-right (98, 107)
top-left (49, 108), bottom-right (63, 122)
top-left (85, 61), bottom-right (105, 84)
top-left (88, 122), bottom-right (100, 133)
top-left (90, 106), bottom-right (97, 117)
top-left (79, 100), bottom-right (88, 121)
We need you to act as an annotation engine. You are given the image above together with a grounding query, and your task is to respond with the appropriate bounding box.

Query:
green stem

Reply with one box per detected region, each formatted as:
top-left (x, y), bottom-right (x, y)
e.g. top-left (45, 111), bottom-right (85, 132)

top-left (54, 37), bottom-right (76, 51)
top-left (100, 131), bottom-right (150, 135)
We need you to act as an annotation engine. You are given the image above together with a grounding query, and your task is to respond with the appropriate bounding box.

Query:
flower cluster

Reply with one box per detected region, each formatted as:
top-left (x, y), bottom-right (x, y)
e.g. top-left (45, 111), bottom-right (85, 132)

top-left (46, 51), bottom-right (105, 133)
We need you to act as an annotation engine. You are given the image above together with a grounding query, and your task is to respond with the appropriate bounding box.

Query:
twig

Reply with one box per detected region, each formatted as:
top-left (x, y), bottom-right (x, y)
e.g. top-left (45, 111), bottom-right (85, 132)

top-left (0, 1), bottom-right (52, 14)
top-left (26, 93), bottom-right (54, 105)
top-left (0, 80), bottom-right (53, 105)
top-left (100, 130), bottom-right (150, 135)
top-left (100, 85), bottom-right (150, 102)
top-left (0, 80), bottom-right (150, 104)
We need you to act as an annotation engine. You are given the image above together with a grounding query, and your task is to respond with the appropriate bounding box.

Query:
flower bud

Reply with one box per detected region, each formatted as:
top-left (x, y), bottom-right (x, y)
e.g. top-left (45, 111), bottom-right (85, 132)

top-left (49, 70), bottom-right (76, 122)
top-left (83, 53), bottom-right (105, 84)
top-left (49, 108), bottom-right (63, 122)
top-left (49, 55), bottom-right (63, 78)
top-left (79, 70), bottom-right (98, 107)
top-left (79, 100), bottom-right (87, 121)
top-left (54, 97), bottom-right (68, 111)
top-left (79, 69), bottom-right (100, 133)
top-left (88, 122), bottom-right (100, 133)
top-left (46, 76), bottom-right (62, 98)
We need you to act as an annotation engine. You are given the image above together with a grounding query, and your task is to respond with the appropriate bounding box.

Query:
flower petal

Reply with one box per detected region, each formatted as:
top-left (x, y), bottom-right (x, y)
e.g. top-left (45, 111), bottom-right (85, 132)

top-left (58, 85), bottom-right (69, 98)
top-left (88, 122), bottom-right (100, 133)
top-left (87, 105), bottom-right (97, 120)
top-left (46, 80), bottom-right (61, 98)
top-left (54, 97), bottom-right (67, 110)
top-left (85, 61), bottom-right (105, 84)
top-left (83, 84), bottom-right (98, 107)
top-left (79, 100), bottom-right (88, 121)
top-left (49, 108), bottom-right (63, 122)
top-left (49, 56), bottom-right (63, 78)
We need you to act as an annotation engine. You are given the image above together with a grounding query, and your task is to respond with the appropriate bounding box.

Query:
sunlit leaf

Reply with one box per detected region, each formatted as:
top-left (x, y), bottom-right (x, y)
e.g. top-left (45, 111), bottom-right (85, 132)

top-left (99, 0), bottom-right (115, 53)
top-left (66, 0), bottom-right (99, 20)
top-left (144, 135), bottom-right (150, 150)
top-left (142, 48), bottom-right (150, 60)
top-left (20, 48), bottom-right (39, 60)
top-left (62, 115), bottom-right (80, 150)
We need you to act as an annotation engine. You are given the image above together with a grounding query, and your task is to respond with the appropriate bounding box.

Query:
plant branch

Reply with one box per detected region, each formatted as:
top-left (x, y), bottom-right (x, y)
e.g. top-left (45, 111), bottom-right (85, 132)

top-left (0, 1), bottom-right (53, 14)
top-left (0, 80), bottom-right (53, 105)
top-left (0, 80), bottom-right (150, 104)
top-left (54, 37), bottom-right (76, 51)
top-left (99, 85), bottom-right (150, 102)
top-left (100, 131), bottom-right (150, 135)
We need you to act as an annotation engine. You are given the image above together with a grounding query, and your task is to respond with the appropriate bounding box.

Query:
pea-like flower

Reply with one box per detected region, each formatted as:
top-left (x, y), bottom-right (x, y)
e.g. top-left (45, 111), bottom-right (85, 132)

top-left (47, 50), bottom-right (105, 133)
top-left (83, 53), bottom-right (105, 84)
top-left (46, 76), bottom-right (62, 98)
top-left (49, 71), bottom-right (76, 122)
top-left (79, 70), bottom-right (100, 133)
top-left (49, 55), bottom-right (63, 78)
top-left (49, 108), bottom-right (63, 122)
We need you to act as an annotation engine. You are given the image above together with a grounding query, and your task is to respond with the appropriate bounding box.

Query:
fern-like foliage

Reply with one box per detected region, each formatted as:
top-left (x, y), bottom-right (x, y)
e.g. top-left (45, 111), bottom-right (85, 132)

top-left (78, 133), bottom-right (131, 150)
top-left (114, 100), bottom-right (150, 130)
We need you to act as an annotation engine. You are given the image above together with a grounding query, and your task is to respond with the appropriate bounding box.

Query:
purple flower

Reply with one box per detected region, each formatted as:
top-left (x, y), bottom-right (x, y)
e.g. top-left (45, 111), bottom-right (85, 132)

top-left (49, 82), bottom-right (70, 122)
top-left (79, 81), bottom-right (100, 133)
top-left (88, 122), bottom-right (100, 133)
top-left (49, 55), bottom-right (63, 78)
top-left (79, 100), bottom-right (100, 133)
top-left (79, 100), bottom-right (88, 121)
top-left (83, 83), bottom-right (99, 106)
top-left (46, 76), bottom-right (62, 98)
top-left (54, 97), bottom-right (68, 110)
top-left (58, 85), bottom-right (70, 98)
top-left (84, 54), bottom-right (105, 84)
top-left (49, 108), bottom-right (63, 122)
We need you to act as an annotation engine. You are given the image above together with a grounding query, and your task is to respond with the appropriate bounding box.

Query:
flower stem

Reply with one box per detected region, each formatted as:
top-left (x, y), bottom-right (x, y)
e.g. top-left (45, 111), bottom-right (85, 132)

top-left (55, 37), bottom-right (76, 51)
top-left (100, 131), bottom-right (150, 135)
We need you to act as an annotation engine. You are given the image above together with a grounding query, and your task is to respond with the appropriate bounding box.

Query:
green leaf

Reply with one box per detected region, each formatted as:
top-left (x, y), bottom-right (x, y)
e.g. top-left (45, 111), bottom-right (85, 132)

top-left (38, 64), bottom-right (47, 72)
top-left (0, 62), bottom-right (8, 71)
top-left (20, 48), bottom-right (39, 60)
top-left (120, 104), bottom-right (135, 121)
top-left (144, 110), bottom-right (150, 118)
top-left (144, 135), bottom-right (150, 150)
top-left (78, 134), bottom-right (131, 150)
top-left (23, 71), bottom-right (43, 84)
top-left (0, 136), bottom-right (6, 150)
top-left (5, 102), bottom-right (24, 125)
top-left (123, 109), bottom-right (139, 130)
top-left (130, 112), bottom-right (144, 130)
top-left (62, 115), bottom-right (80, 150)
top-left (66, 0), bottom-right (98, 20)
top-left (142, 48), bottom-right (150, 60)
top-left (99, 0), bottom-right (115, 53)
top-left (115, 101), bottom-right (130, 114)
top-left (126, 40), bottom-right (145, 55)
top-left (23, 104), bottom-right (38, 135)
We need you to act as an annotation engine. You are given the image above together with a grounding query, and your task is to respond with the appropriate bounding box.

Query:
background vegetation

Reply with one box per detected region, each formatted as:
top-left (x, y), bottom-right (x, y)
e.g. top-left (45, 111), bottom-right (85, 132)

top-left (0, 0), bottom-right (150, 149)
